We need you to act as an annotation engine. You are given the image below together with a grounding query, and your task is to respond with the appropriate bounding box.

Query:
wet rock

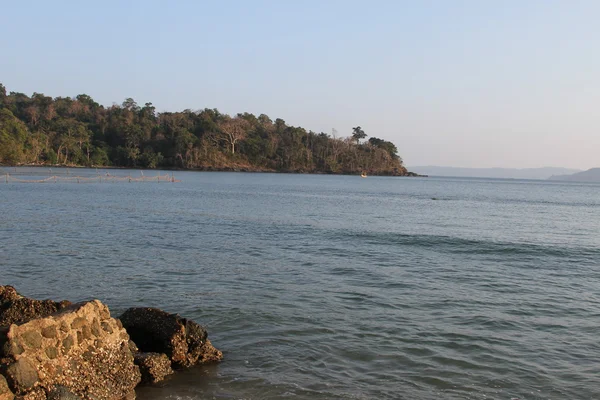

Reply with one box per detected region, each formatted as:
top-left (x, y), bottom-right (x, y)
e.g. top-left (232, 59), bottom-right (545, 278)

top-left (134, 352), bottom-right (173, 383)
top-left (1, 301), bottom-right (140, 399)
top-left (119, 308), bottom-right (222, 368)
top-left (195, 339), bottom-right (224, 363)
top-left (185, 323), bottom-right (222, 364)
top-left (0, 286), bottom-right (71, 326)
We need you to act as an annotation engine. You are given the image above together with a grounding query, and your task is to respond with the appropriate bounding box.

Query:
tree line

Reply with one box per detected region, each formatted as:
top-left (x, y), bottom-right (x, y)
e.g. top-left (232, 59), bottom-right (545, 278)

top-left (0, 83), bottom-right (410, 175)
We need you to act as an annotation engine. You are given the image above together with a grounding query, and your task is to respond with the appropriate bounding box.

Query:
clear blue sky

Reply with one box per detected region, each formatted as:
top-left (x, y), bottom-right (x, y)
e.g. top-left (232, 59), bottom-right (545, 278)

top-left (2, 0), bottom-right (599, 169)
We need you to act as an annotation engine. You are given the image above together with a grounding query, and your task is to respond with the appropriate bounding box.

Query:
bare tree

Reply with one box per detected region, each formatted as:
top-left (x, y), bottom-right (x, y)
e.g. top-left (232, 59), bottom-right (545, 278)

top-left (219, 116), bottom-right (249, 154)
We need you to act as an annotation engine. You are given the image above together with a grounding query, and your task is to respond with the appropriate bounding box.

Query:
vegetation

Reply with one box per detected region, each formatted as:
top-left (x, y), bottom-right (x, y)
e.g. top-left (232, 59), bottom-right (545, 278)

top-left (0, 83), bottom-right (411, 175)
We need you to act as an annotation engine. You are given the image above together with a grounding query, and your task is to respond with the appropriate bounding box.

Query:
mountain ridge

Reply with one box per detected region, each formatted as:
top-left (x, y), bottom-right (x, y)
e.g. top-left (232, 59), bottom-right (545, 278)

top-left (409, 166), bottom-right (581, 180)
top-left (548, 168), bottom-right (600, 183)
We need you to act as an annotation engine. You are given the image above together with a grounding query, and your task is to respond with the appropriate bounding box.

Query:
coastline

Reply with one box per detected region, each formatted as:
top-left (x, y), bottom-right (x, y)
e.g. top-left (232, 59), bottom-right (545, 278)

top-left (1, 163), bottom-right (426, 177)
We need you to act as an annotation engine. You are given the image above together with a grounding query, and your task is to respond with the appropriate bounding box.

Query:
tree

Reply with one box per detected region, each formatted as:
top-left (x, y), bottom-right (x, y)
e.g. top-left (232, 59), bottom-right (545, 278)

top-left (369, 137), bottom-right (399, 160)
top-left (352, 126), bottom-right (366, 144)
top-left (219, 116), bottom-right (248, 154)
top-left (0, 84), bottom-right (407, 175)
top-left (53, 119), bottom-right (91, 164)
top-left (0, 109), bottom-right (28, 164)
top-left (122, 98), bottom-right (140, 112)
top-left (0, 83), bottom-right (6, 108)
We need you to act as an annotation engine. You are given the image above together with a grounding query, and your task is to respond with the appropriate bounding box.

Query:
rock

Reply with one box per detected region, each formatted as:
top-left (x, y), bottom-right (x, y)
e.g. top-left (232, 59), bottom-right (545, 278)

top-left (20, 331), bottom-right (43, 350)
top-left (119, 308), bottom-right (222, 368)
top-left (127, 341), bottom-right (138, 354)
top-left (4, 357), bottom-right (38, 392)
top-left (0, 374), bottom-right (14, 400)
top-left (0, 287), bottom-right (223, 397)
top-left (185, 323), bottom-right (222, 364)
top-left (0, 287), bottom-right (19, 304)
top-left (0, 301), bottom-right (140, 399)
top-left (0, 286), bottom-right (72, 326)
top-left (46, 386), bottom-right (83, 400)
top-left (133, 353), bottom-right (173, 383)
top-left (195, 339), bottom-right (223, 363)
top-left (17, 387), bottom-right (46, 400)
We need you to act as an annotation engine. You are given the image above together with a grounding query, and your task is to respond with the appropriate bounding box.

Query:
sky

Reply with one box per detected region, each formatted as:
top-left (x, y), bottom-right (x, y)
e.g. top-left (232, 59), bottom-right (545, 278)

top-left (1, 0), bottom-right (599, 169)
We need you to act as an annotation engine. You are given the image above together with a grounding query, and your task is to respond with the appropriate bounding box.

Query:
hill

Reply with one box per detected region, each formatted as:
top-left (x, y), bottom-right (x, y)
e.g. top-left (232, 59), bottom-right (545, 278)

top-left (548, 168), bottom-right (600, 183)
top-left (0, 83), bottom-right (411, 176)
top-left (409, 166), bottom-right (581, 180)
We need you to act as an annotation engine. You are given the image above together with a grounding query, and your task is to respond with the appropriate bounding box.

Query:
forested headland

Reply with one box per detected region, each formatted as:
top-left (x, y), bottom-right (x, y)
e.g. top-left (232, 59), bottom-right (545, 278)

top-left (0, 83), bottom-right (414, 175)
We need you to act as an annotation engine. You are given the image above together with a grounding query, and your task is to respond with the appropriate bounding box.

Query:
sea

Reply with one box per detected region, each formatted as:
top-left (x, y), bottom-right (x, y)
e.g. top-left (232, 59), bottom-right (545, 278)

top-left (1, 167), bottom-right (599, 400)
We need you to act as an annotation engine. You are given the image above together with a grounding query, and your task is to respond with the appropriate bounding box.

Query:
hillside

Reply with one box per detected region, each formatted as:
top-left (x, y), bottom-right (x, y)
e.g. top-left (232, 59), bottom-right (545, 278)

top-left (0, 83), bottom-right (411, 176)
top-left (410, 166), bottom-right (581, 180)
top-left (548, 168), bottom-right (600, 183)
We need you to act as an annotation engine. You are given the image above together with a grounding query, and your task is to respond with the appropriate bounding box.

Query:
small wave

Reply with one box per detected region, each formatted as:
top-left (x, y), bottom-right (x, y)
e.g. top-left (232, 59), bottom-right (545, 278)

top-left (343, 230), bottom-right (600, 260)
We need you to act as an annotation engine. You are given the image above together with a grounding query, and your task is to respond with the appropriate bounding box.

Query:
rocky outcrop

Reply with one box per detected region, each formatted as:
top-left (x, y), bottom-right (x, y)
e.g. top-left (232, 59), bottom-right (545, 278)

top-left (0, 286), bottom-right (71, 326)
top-left (133, 353), bottom-right (173, 384)
top-left (0, 300), bottom-right (140, 399)
top-left (119, 308), bottom-right (223, 368)
top-left (0, 286), bottom-right (222, 398)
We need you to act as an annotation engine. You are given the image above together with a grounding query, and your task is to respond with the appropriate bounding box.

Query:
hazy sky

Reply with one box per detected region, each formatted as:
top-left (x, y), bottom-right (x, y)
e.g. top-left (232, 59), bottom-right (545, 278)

top-left (2, 1), bottom-right (599, 169)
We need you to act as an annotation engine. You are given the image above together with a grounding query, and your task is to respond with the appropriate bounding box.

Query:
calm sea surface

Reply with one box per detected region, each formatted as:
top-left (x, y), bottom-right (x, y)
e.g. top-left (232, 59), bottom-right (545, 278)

top-left (1, 168), bottom-right (599, 399)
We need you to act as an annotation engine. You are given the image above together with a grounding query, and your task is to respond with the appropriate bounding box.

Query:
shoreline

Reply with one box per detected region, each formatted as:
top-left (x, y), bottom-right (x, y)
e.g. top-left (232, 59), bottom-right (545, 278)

top-left (1, 163), bottom-right (426, 177)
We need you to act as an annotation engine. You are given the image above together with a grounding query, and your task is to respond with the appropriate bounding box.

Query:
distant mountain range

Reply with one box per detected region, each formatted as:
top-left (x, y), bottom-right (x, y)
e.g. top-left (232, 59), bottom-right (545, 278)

top-left (548, 168), bottom-right (600, 183)
top-left (410, 166), bottom-right (582, 180)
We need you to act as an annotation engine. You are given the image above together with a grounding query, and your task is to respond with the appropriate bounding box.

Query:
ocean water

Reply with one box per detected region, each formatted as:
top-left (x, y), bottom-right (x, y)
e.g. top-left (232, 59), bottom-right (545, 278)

top-left (1, 168), bottom-right (599, 399)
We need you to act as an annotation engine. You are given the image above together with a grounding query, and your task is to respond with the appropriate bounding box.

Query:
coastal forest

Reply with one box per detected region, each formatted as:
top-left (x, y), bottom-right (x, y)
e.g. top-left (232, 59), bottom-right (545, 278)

top-left (0, 84), bottom-right (410, 175)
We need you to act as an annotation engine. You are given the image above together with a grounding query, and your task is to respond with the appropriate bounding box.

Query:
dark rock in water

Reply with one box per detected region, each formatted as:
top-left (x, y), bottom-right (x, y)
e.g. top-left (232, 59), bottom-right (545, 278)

top-left (0, 300), bottom-right (140, 400)
top-left (185, 321), bottom-right (222, 364)
top-left (134, 352), bottom-right (173, 383)
top-left (0, 374), bottom-right (14, 400)
top-left (119, 308), bottom-right (223, 368)
top-left (194, 338), bottom-right (222, 364)
top-left (0, 286), bottom-right (72, 326)
top-left (118, 308), bottom-right (187, 366)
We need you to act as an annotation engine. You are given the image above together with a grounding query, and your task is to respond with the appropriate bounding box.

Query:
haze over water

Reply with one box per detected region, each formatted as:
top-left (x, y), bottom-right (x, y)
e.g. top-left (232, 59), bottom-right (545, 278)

top-left (1, 169), bottom-right (599, 399)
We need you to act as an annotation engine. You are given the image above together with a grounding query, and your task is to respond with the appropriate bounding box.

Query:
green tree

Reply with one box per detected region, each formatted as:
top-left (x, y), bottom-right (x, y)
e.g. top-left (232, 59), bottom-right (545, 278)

top-left (0, 83), bottom-right (408, 175)
top-left (0, 84), bottom-right (6, 108)
top-left (352, 126), bottom-right (367, 144)
top-left (369, 137), bottom-right (399, 160)
top-left (0, 109), bottom-right (28, 164)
